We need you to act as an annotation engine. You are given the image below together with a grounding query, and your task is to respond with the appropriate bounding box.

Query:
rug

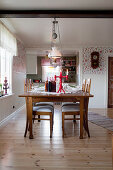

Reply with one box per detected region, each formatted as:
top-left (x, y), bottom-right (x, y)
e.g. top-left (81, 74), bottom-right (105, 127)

top-left (88, 112), bottom-right (113, 131)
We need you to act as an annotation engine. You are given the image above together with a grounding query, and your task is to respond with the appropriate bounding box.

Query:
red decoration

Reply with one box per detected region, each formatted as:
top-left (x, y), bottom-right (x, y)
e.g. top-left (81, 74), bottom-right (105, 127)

top-left (54, 71), bottom-right (68, 93)
top-left (3, 77), bottom-right (9, 95)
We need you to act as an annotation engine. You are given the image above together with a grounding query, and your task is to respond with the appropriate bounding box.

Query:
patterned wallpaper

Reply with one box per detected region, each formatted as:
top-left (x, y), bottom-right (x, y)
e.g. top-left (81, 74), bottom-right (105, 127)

top-left (13, 40), bottom-right (26, 73)
top-left (83, 47), bottom-right (113, 74)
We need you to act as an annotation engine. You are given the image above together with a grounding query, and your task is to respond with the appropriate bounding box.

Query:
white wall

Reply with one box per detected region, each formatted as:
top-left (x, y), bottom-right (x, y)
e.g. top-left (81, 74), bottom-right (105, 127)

top-left (12, 72), bottom-right (26, 109)
top-left (83, 74), bottom-right (106, 108)
top-left (82, 47), bottom-right (113, 108)
top-left (0, 71), bottom-right (25, 122)
top-left (25, 47), bottom-right (112, 109)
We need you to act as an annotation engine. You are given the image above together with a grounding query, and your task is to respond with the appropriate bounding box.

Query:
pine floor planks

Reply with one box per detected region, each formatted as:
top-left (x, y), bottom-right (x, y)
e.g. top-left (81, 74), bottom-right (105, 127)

top-left (0, 106), bottom-right (112, 169)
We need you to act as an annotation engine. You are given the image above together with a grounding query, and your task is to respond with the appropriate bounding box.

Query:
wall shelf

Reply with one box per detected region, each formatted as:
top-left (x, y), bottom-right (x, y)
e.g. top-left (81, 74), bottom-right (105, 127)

top-left (62, 65), bottom-right (76, 67)
top-left (62, 56), bottom-right (76, 83)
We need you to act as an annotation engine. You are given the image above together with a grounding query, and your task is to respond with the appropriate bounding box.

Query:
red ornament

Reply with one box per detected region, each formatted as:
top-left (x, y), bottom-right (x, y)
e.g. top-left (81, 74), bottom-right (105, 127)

top-left (3, 77), bottom-right (9, 95)
top-left (54, 71), bottom-right (68, 93)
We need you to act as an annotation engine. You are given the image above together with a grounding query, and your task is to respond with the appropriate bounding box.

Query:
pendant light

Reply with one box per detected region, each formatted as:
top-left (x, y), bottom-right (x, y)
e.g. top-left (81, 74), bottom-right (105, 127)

top-left (48, 18), bottom-right (62, 59)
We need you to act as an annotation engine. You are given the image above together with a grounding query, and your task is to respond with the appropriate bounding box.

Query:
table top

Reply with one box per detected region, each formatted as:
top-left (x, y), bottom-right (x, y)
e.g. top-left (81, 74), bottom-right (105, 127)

top-left (19, 90), bottom-right (94, 98)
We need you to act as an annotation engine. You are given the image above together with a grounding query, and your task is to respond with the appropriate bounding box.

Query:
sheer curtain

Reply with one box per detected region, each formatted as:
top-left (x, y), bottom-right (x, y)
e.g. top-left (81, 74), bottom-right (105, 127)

top-left (0, 22), bottom-right (17, 93)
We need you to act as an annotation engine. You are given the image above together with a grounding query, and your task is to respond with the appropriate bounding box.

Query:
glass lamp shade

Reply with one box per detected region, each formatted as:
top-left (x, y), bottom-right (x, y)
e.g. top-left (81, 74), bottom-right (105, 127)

top-left (48, 47), bottom-right (61, 58)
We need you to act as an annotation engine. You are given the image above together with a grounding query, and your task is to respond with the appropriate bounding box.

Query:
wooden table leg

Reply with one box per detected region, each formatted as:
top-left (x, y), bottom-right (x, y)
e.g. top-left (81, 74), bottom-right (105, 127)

top-left (83, 98), bottom-right (90, 137)
top-left (80, 97), bottom-right (84, 139)
top-left (27, 97), bottom-right (33, 139)
top-left (24, 98), bottom-right (29, 137)
top-left (24, 114), bottom-right (29, 137)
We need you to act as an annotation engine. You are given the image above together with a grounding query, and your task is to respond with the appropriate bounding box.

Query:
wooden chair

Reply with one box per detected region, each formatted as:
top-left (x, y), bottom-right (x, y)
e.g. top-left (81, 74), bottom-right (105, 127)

top-left (24, 78), bottom-right (54, 107)
top-left (24, 79), bottom-right (54, 138)
top-left (24, 79), bottom-right (32, 92)
top-left (62, 79), bottom-right (86, 123)
top-left (33, 106), bottom-right (54, 138)
top-left (82, 79), bottom-right (86, 92)
top-left (86, 78), bottom-right (91, 93)
top-left (62, 79), bottom-right (86, 107)
top-left (62, 78), bottom-right (91, 137)
top-left (24, 79), bottom-right (54, 107)
top-left (24, 105), bottom-right (54, 138)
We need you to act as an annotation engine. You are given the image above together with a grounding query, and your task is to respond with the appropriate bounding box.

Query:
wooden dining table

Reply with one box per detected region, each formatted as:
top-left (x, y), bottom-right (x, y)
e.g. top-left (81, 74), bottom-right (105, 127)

top-left (19, 90), bottom-right (94, 139)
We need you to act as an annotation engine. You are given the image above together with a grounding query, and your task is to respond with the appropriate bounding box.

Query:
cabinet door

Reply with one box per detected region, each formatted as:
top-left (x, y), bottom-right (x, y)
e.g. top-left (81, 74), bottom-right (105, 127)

top-left (26, 55), bottom-right (37, 74)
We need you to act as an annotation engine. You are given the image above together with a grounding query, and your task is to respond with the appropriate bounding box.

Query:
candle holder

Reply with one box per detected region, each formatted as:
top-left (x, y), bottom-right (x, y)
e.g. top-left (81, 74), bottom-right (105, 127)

top-left (54, 71), bottom-right (68, 93)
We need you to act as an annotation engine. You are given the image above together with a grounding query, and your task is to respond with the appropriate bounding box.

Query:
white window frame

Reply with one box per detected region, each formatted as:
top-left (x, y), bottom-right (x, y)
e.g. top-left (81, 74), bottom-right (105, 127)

top-left (0, 22), bottom-right (17, 95)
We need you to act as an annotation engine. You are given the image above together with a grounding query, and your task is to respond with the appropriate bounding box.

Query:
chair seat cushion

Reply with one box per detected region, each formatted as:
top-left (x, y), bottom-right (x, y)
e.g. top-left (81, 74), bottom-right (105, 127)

top-left (33, 105), bottom-right (54, 114)
top-left (62, 102), bottom-right (80, 107)
top-left (62, 105), bottom-right (80, 112)
top-left (34, 102), bottom-right (54, 107)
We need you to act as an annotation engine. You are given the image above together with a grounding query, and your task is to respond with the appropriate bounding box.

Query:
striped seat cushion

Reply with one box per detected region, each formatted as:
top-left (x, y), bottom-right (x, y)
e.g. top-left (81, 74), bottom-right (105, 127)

top-left (34, 102), bottom-right (54, 107)
top-left (33, 105), bottom-right (54, 114)
top-left (62, 105), bottom-right (80, 112)
top-left (62, 102), bottom-right (80, 107)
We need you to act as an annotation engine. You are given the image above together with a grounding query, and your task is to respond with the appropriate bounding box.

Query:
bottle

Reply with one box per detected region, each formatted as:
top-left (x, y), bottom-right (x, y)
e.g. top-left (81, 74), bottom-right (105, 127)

top-left (45, 77), bottom-right (48, 92)
top-left (51, 77), bottom-right (56, 92)
top-left (51, 77), bottom-right (54, 92)
top-left (48, 77), bottom-right (52, 92)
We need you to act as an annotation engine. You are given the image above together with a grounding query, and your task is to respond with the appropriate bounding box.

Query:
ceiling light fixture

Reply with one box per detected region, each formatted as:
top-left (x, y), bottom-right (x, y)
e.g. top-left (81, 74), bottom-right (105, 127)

top-left (48, 18), bottom-right (62, 59)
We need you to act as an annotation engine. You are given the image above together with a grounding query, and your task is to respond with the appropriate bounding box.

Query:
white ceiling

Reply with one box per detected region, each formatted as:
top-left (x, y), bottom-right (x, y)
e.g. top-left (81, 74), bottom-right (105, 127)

top-left (9, 18), bottom-right (113, 49)
top-left (0, 0), bottom-right (113, 10)
top-left (1, 0), bottom-right (113, 54)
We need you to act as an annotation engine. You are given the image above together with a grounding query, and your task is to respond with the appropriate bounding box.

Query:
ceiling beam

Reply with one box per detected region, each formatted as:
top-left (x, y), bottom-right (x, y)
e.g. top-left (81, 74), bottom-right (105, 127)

top-left (0, 10), bottom-right (113, 18)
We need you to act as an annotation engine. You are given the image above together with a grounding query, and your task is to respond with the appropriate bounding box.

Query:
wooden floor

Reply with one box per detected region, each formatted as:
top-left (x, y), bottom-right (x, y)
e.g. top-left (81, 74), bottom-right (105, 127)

top-left (0, 105), bottom-right (112, 170)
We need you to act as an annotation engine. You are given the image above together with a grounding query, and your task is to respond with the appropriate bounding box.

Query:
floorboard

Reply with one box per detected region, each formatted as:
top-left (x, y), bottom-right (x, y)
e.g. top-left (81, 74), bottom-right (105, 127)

top-left (0, 105), bottom-right (112, 169)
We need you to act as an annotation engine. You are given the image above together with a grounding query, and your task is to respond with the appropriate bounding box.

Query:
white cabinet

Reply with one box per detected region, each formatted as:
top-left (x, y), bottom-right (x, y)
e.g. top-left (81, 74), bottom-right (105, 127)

top-left (26, 55), bottom-right (37, 74)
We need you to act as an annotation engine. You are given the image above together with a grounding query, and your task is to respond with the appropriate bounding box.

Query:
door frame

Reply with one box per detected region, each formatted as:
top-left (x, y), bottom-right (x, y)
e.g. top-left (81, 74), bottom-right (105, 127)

top-left (108, 56), bottom-right (113, 108)
top-left (105, 54), bottom-right (113, 108)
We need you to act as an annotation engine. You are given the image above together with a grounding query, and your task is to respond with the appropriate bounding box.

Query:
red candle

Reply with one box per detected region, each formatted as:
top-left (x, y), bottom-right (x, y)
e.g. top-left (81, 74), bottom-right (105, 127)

top-left (66, 69), bottom-right (68, 75)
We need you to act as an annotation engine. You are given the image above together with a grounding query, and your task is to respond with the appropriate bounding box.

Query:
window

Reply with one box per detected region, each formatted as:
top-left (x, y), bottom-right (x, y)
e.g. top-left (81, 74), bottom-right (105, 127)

top-left (42, 66), bottom-right (61, 82)
top-left (0, 48), bottom-right (12, 93)
top-left (0, 22), bottom-right (17, 94)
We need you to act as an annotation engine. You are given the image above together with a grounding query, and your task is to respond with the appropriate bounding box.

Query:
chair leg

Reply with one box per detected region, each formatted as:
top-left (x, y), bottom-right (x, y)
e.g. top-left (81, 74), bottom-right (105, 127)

top-left (53, 111), bottom-right (54, 125)
top-left (38, 115), bottom-right (41, 122)
top-left (50, 114), bottom-right (52, 138)
top-left (24, 118), bottom-right (29, 137)
top-left (73, 115), bottom-right (76, 123)
top-left (52, 115), bottom-right (54, 130)
top-left (33, 114), bottom-right (35, 123)
top-left (62, 112), bottom-right (65, 137)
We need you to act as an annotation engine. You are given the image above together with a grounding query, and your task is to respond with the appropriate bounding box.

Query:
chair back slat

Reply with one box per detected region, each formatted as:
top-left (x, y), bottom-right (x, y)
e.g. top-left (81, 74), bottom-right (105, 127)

top-left (24, 79), bottom-right (32, 92)
top-left (86, 78), bottom-right (91, 94)
top-left (82, 79), bottom-right (86, 92)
